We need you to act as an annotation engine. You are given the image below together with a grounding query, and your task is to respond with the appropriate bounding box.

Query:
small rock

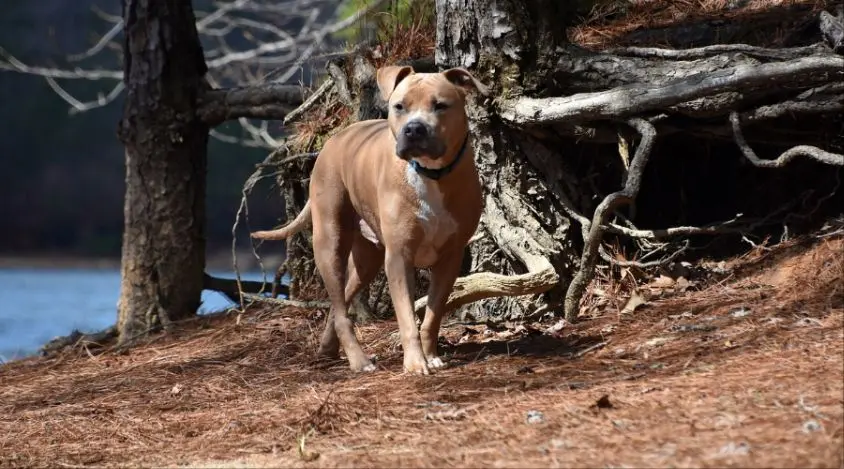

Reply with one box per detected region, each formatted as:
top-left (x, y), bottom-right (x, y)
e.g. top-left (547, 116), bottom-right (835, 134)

top-left (731, 307), bottom-right (751, 318)
top-left (793, 317), bottom-right (823, 328)
top-left (526, 410), bottom-right (545, 424)
top-left (601, 324), bottom-right (617, 334)
top-left (170, 383), bottom-right (183, 395)
top-left (545, 319), bottom-right (568, 335)
top-left (717, 441), bottom-right (751, 457)
top-left (802, 419), bottom-right (823, 433)
top-left (516, 366), bottom-right (535, 375)
top-left (669, 323), bottom-right (717, 333)
top-left (223, 420), bottom-right (241, 433)
top-left (565, 381), bottom-right (588, 390)
top-left (549, 438), bottom-right (569, 449)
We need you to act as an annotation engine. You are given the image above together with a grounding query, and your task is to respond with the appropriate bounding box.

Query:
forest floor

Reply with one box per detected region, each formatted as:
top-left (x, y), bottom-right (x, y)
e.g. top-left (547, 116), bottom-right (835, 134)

top-left (1, 234), bottom-right (842, 468)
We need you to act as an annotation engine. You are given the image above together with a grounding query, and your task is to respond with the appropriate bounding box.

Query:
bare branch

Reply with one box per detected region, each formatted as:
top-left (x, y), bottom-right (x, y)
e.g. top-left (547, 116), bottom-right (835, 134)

top-left (68, 22), bottom-right (123, 62)
top-left (203, 273), bottom-right (288, 303)
top-left (564, 119), bottom-right (657, 322)
top-left (44, 78), bottom-right (125, 114)
top-left (283, 78), bottom-right (334, 126)
top-left (499, 56), bottom-right (844, 126)
top-left (606, 43), bottom-right (828, 61)
top-left (0, 46), bottom-right (123, 80)
top-left (210, 128), bottom-right (274, 148)
top-left (243, 294), bottom-right (330, 310)
top-left (206, 0), bottom-right (389, 71)
top-left (198, 83), bottom-right (308, 126)
top-left (730, 112), bottom-right (844, 168)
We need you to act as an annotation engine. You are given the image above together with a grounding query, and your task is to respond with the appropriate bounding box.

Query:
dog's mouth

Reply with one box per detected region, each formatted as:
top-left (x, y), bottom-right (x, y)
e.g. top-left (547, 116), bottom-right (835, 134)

top-left (395, 138), bottom-right (446, 161)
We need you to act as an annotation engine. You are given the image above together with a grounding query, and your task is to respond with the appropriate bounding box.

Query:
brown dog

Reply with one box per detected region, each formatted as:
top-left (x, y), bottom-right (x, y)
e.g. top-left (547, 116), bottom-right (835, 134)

top-left (251, 65), bottom-right (488, 374)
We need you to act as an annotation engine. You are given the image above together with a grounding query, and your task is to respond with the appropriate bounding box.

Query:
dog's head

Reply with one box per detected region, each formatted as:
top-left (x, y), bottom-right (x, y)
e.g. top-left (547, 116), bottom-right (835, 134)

top-left (376, 65), bottom-right (489, 167)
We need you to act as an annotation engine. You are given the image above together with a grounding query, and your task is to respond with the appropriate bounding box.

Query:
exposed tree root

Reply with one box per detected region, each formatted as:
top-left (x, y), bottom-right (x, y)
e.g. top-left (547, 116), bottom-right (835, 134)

top-left (499, 55), bottom-right (844, 126)
top-left (413, 194), bottom-right (560, 317)
top-left (564, 119), bottom-right (657, 322)
top-left (730, 112), bottom-right (844, 168)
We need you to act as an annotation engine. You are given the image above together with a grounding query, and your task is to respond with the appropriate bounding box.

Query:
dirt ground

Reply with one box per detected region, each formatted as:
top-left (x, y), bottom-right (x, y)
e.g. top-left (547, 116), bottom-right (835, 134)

top-left (1, 236), bottom-right (842, 468)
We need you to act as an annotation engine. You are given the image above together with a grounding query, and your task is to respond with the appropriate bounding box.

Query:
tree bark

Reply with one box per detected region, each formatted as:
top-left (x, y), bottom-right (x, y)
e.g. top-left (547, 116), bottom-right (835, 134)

top-left (116, 0), bottom-right (209, 344)
top-left (433, 0), bottom-right (587, 321)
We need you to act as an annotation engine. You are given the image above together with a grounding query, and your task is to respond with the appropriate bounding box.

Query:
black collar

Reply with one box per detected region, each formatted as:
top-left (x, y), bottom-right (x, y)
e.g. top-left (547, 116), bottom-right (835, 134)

top-left (409, 133), bottom-right (469, 181)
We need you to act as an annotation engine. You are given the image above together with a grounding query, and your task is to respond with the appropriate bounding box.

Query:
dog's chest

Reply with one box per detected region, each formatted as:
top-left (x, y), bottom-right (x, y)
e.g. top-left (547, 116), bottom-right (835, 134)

top-left (406, 167), bottom-right (458, 267)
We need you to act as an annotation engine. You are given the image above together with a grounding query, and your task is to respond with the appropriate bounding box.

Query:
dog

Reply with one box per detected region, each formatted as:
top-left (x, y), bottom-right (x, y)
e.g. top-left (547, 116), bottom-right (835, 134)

top-left (251, 65), bottom-right (488, 374)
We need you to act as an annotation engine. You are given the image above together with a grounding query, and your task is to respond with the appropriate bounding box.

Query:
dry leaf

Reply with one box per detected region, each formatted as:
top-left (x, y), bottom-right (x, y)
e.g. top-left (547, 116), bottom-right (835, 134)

top-left (650, 275), bottom-right (676, 289)
top-left (621, 290), bottom-right (647, 315)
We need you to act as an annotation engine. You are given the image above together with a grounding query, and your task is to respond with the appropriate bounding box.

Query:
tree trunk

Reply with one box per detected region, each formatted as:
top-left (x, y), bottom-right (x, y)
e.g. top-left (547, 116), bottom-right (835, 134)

top-left (432, 0), bottom-right (588, 321)
top-left (116, 0), bottom-right (209, 344)
top-left (274, 1), bottom-right (843, 324)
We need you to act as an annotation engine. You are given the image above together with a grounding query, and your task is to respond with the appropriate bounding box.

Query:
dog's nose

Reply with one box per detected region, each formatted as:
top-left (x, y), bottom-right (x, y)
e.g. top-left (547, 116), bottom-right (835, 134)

top-left (403, 121), bottom-right (428, 140)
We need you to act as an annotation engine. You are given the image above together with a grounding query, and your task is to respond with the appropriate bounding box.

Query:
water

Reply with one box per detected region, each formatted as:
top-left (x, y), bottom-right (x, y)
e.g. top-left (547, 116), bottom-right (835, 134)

top-left (0, 268), bottom-right (285, 362)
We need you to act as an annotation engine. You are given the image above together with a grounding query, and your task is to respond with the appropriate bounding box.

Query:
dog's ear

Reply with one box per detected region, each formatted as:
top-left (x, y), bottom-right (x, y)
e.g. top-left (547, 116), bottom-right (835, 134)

top-left (442, 67), bottom-right (490, 97)
top-left (376, 65), bottom-right (414, 102)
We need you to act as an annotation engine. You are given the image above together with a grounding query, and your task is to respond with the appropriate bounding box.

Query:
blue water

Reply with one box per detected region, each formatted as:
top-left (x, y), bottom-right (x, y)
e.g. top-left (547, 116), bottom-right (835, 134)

top-left (0, 268), bottom-right (284, 362)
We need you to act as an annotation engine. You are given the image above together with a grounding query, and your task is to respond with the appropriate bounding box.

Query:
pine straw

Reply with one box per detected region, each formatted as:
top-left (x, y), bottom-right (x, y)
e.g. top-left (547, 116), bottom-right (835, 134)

top-left (1, 237), bottom-right (842, 468)
top-left (569, 0), bottom-right (832, 49)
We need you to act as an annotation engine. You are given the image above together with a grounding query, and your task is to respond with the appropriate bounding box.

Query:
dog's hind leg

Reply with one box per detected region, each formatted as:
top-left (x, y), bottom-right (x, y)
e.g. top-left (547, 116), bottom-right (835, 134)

top-left (312, 207), bottom-right (376, 372)
top-left (317, 231), bottom-right (384, 361)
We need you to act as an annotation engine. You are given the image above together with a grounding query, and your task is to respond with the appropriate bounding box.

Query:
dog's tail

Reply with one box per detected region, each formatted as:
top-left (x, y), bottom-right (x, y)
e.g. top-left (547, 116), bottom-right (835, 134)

top-left (250, 200), bottom-right (312, 240)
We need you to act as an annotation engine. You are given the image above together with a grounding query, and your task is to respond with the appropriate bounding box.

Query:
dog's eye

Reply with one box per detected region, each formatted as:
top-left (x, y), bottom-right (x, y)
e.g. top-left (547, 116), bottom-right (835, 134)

top-left (433, 101), bottom-right (450, 112)
top-left (393, 103), bottom-right (405, 112)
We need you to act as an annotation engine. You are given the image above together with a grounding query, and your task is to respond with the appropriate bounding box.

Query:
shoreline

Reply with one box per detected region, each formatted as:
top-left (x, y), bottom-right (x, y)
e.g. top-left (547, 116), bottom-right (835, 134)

top-left (0, 250), bottom-right (285, 272)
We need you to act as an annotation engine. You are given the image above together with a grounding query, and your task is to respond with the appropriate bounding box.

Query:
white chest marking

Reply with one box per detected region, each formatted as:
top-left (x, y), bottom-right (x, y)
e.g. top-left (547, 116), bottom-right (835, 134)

top-left (406, 164), bottom-right (458, 267)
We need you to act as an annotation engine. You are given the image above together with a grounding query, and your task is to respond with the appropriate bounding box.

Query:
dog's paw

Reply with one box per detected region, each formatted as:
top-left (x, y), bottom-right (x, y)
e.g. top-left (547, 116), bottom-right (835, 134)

top-left (356, 362), bottom-right (377, 373)
top-left (404, 355), bottom-right (431, 375)
top-left (427, 356), bottom-right (447, 369)
top-left (348, 357), bottom-right (377, 373)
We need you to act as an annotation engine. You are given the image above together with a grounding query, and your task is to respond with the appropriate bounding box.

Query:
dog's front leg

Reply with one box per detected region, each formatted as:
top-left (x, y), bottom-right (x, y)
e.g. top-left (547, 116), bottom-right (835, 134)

top-left (384, 250), bottom-right (430, 375)
top-left (420, 248), bottom-right (464, 369)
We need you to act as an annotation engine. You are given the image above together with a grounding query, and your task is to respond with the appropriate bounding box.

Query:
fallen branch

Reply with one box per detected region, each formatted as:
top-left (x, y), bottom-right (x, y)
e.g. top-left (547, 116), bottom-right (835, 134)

top-left (730, 112), bottom-right (844, 168)
top-left (413, 195), bottom-right (560, 317)
top-left (242, 294), bottom-right (330, 310)
top-left (198, 83), bottom-right (308, 126)
top-left (499, 55), bottom-right (844, 126)
top-left (203, 273), bottom-right (288, 303)
top-left (606, 42), bottom-right (827, 61)
top-left (564, 119), bottom-right (657, 322)
top-left (39, 326), bottom-right (118, 356)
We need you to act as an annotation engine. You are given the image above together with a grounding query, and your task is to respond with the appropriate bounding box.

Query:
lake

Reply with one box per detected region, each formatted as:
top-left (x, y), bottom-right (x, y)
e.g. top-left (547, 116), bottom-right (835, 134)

top-left (0, 268), bottom-right (285, 362)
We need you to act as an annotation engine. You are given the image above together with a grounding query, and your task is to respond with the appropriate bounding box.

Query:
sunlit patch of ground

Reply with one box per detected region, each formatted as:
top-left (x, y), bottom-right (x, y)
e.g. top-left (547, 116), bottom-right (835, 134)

top-left (1, 236), bottom-right (841, 468)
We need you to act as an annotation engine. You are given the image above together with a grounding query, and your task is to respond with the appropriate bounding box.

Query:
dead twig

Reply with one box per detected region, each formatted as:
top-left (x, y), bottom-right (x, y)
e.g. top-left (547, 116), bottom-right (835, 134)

top-left (283, 79), bottom-right (334, 126)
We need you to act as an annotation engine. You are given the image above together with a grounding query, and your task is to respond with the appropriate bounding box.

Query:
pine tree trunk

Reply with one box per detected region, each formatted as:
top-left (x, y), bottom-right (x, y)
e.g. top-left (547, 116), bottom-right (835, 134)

top-left (115, 0), bottom-right (209, 344)
top-left (432, 0), bottom-right (588, 321)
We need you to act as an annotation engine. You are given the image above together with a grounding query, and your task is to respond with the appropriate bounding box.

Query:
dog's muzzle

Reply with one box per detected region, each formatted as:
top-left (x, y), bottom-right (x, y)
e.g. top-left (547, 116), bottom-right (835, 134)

top-left (396, 121), bottom-right (446, 160)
